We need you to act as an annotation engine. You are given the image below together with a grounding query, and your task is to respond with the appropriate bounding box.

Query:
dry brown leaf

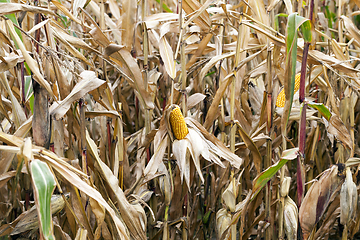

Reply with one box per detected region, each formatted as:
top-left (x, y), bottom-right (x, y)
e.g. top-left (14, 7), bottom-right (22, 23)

top-left (6, 20), bottom-right (55, 99)
top-left (159, 36), bottom-right (176, 79)
top-left (0, 3), bottom-right (55, 16)
top-left (203, 73), bottom-right (233, 130)
top-left (52, 27), bottom-right (95, 68)
top-left (143, 120), bottom-right (168, 178)
top-left (327, 114), bottom-right (353, 150)
top-left (72, 0), bottom-right (87, 16)
top-left (308, 50), bottom-right (359, 74)
top-left (186, 118), bottom-right (243, 168)
top-left (187, 93), bottom-right (206, 109)
top-left (86, 131), bottom-right (146, 240)
top-left (51, 1), bottom-right (81, 24)
top-left (342, 16), bottom-right (360, 46)
top-left (0, 53), bottom-right (19, 72)
top-left (51, 71), bottom-right (106, 120)
top-left (199, 52), bottom-right (235, 80)
top-left (40, 153), bottom-right (130, 239)
top-left (182, 0), bottom-right (212, 32)
top-left (51, 24), bottom-right (99, 53)
top-left (0, 73), bottom-right (26, 128)
top-left (248, 0), bottom-right (270, 45)
top-left (120, 0), bottom-right (136, 49)
top-left (236, 122), bottom-right (261, 173)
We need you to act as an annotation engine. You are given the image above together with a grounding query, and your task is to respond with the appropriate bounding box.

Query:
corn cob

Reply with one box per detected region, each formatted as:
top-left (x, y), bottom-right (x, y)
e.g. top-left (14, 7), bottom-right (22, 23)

top-left (276, 73), bottom-right (301, 108)
top-left (169, 106), bottom-right (189, 140)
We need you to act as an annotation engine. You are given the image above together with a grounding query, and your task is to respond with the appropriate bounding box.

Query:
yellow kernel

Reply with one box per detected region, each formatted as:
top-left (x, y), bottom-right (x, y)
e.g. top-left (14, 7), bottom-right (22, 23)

top-left (169, 106), bottom-right (189, 140)
top-left (276, 73), bottom-right (301, 108)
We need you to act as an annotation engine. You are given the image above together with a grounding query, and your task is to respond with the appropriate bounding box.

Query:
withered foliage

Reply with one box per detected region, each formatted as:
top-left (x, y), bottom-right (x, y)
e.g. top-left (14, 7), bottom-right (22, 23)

top-left (0, 0), bottom-right (360, 239)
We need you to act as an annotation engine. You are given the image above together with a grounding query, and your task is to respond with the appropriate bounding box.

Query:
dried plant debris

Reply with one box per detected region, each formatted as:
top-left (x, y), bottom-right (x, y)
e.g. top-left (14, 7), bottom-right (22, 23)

top-left (0, 0), bottom-right (360, 239)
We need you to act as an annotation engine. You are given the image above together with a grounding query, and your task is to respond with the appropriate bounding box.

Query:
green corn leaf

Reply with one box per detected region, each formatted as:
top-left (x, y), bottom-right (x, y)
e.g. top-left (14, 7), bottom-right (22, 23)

top-left (30, 159), bottom-right (56, 240)
top-left (252, 148), bottom-right (299, 200)
top-left (282, 13), bottom-right (312, 131)
top-left (308, 102), bottom-right (332, 121)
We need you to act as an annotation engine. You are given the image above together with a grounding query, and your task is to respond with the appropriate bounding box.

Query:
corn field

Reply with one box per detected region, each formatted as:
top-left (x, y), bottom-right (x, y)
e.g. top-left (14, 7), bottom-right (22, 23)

top-left (1, 0), bottom-right (360, 239)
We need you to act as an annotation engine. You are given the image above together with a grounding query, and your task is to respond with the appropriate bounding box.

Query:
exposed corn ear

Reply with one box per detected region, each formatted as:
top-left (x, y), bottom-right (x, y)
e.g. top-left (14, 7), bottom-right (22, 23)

top-left (276, 73), bottom-right (301, 108)
top-left (169, 106), bottom-right (189, 140)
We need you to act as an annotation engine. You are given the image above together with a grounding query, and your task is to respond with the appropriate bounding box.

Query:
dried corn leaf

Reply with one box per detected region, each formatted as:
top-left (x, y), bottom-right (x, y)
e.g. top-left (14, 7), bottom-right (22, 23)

top-left (52, 28), bottom-right (94, 68)
top-left (40, 153), bottom-right (129, 239)
top-left (86, 131), bottom-right (146, 240)
top-left (120, 0), bottom-right (136, 49)
top-left (0, 3), bottom-right (55, 16)
top-left (327, 114), bottom-right (353, 150)
top-left (51, 24), bottom-right (98, 53)
top-left (159, 36), bottom-right (176, 79)
top-left (309, 50), bottom-right (359, 74)
top-left (199, 52), bottom-right (235, 80)
top-left (6, 20), bottom-right (55, 99)
top-left (182, 0), bottom-right (212, 32)
top-left (51, 1), bottom-right (81, 25)
top-left (0, 73), bottom-right (26, 128)
top-left (0, 53), bottom-right (19, 72)
top-left (51, 71), bottom-right (106, 120)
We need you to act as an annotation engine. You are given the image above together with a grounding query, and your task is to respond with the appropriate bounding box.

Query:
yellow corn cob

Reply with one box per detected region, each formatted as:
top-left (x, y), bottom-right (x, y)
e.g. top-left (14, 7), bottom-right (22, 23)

top-left (276, 73), bottom-right (301, 108)
top-left (169, 106), bottom-right (189, 140)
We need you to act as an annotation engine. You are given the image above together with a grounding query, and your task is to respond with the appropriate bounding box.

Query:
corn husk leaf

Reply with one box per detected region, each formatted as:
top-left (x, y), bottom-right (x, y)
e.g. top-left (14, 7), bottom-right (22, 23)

top-left (340, 167), bottom-right (357, 225)
top-left (284, 196), bottom-right (298, 240)
top-left (299, 164), bottom-right (345, 239)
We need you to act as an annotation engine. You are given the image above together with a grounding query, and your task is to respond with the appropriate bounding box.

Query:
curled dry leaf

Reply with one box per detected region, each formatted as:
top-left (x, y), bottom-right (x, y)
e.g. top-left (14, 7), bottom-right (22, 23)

top-left (327, 114), bottom-right (353, 151)
top-left (86, 131), bottom-right (146, 240)
top-left (159, 36), bottom-right (176, 79)
top-left (182, 0), bottom-right (212, 32)
top-left (0, 3), bottom-right (55, 16)
top-left (6, 20), bottom-right (55, 99)
top-left (0, 53), bottom-right (19, 73)
top-left (51, 71), bottom-right (106, 120)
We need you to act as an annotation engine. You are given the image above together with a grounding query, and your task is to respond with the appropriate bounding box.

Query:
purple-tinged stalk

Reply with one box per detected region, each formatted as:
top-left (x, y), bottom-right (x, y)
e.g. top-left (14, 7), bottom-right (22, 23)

top-left (297, 0), bottom-right (314, 207)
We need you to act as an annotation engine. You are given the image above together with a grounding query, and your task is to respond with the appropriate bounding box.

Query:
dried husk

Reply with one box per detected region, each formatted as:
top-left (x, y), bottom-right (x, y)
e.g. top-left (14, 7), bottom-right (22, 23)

top-left (216, 208), bottom-right (231, 239)
top-left (340, 167), bottom-right (357, 225)
top-left (284, 196), bottom-right (298, 240)
top-left (299, 164), bottom-right (345, 239)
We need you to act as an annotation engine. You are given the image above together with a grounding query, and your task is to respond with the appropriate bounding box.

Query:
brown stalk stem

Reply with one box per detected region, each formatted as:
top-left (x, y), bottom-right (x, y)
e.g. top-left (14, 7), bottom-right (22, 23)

top-left (79, 98), bottom-right (88, 175)
top-left (142, 0), bottom-right (151, 146)
top-left (179, 0), bottom-right (187, 115)
top-left (350, 90), bottom-right (355, 157)
top-left (265, 46), bottom-right (272, 240)
top-left (117, 103), bottom-right (124, 189)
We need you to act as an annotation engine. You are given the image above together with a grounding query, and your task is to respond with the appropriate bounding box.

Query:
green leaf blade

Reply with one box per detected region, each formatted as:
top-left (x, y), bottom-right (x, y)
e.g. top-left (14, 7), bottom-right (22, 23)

top-left (31, 160), bottom-right (56, 240)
